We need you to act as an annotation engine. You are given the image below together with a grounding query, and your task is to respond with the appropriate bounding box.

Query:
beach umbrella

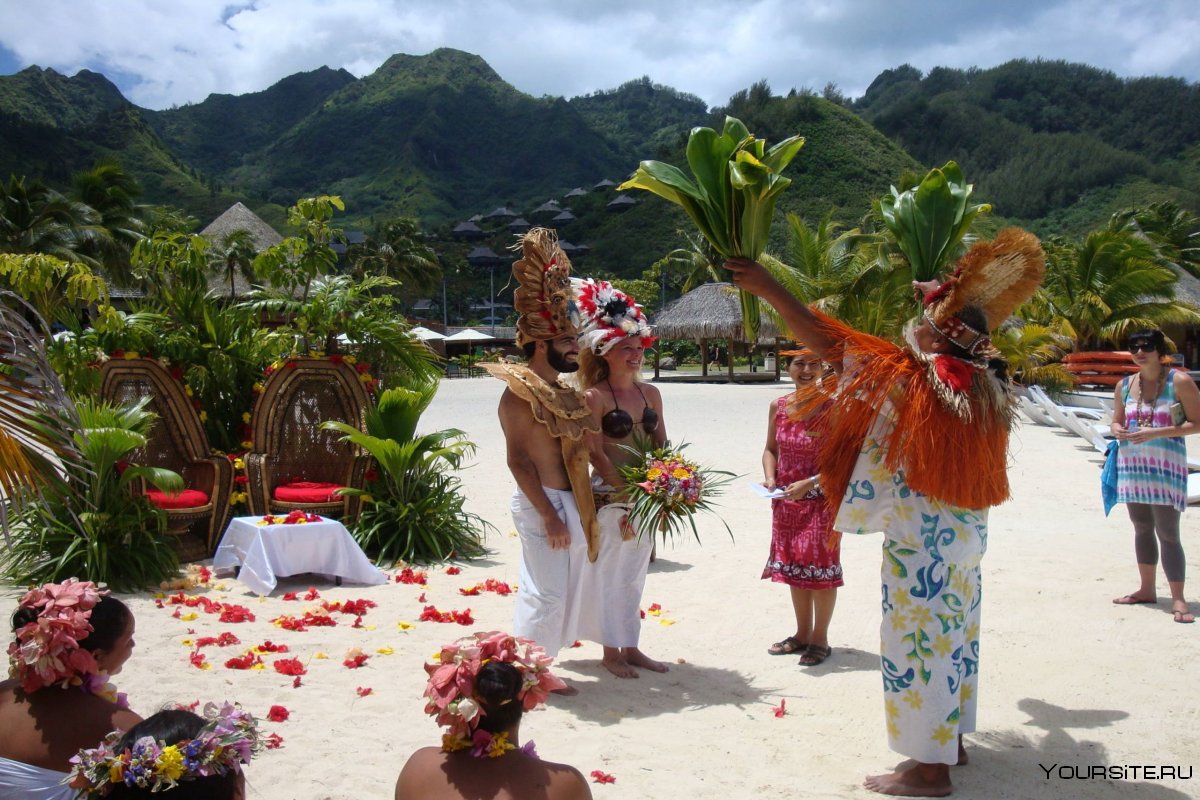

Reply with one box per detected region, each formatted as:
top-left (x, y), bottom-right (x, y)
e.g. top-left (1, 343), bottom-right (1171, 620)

top-left (409, 326), bottom-right (447, 341)
top-left (444, 329), bottom-right (496, 342)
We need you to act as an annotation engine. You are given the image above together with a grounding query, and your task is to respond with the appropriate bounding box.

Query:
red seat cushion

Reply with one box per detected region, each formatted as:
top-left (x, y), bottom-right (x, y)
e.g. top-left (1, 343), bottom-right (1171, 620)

top-left (274, 481), bottom-right (344, 503)
top-left (146, 488), bottom-right (210, 509)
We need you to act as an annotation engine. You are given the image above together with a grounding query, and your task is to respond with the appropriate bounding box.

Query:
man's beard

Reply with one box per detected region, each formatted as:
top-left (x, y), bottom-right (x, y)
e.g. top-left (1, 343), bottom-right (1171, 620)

top-left (547, 346), bottom-right (579, 373)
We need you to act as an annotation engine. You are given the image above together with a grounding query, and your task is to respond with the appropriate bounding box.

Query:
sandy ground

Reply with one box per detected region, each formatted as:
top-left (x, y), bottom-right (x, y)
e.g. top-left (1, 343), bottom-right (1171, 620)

top-left (4, 376), bottom-right (1198, 799)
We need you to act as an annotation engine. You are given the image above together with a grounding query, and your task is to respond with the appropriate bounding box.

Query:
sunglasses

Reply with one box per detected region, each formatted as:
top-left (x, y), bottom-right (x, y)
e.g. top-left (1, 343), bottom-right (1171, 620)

top-left (1128, 342), bottom-right (1157, 353)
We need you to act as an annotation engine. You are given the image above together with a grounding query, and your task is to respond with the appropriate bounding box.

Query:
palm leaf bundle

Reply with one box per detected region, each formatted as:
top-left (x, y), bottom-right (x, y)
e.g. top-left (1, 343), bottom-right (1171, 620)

top-left (877, 161), bottom-right (990, 282)
top-left (619, 116), bottom-right (805, 341)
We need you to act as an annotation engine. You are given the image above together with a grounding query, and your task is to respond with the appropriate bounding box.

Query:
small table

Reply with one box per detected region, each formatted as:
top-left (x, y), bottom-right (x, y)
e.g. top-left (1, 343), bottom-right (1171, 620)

top-left (213, 515), bottom-right (388, 596)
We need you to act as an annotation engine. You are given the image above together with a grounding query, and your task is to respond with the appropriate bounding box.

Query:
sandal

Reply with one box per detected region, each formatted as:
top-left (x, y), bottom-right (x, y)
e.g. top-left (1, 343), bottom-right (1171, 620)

top-left (767, 636), bottom-right (806, 655)
top-left (799, 645), bottom-right (832, 666)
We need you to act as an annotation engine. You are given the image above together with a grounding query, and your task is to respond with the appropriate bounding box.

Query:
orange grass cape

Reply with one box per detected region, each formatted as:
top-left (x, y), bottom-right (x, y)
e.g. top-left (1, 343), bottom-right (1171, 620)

top-left (807, 311), bottom-right (1017, 512)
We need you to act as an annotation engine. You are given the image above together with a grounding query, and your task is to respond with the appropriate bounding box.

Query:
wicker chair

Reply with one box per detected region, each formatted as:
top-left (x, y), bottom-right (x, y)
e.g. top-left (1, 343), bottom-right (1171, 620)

top-left (244, 358), bottom-right (369, 520)
top-left (100, 358), bottom-right (234, 559)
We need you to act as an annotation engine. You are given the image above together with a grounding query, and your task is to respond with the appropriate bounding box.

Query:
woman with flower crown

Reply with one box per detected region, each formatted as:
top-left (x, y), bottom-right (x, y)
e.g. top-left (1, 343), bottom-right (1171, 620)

top-left (0, 580), bottom-right (142, 799)
top-left (395, 631), bottom-right (592, 800)
top-left (573, 280), bottom-right (671, 680)
top-left (68, 703), bottom-right (259, 799)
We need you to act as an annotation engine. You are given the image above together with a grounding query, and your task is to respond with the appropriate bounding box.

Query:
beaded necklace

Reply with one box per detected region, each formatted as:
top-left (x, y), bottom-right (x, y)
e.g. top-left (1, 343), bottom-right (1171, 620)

top-left (1135, 372), bottom-right (1164, 428)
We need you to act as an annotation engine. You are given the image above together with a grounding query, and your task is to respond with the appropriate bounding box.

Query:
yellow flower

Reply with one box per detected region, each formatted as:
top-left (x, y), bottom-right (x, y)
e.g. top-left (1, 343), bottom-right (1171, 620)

top-left (931, 725), bottom-right (956, 746)
top-left (959, 683), bottom-right (975, 703)
top-left (180, 639), bottom-right (194, 647)
top-left (884, 698), bottom-right (900, 720)
top-left (156, 745), bottom-right (185, 781)
top-left (658, 618), bottom-right (676, 626)
top-left (198, 411), bottom-right (208, 423)
top-left (109, 761), bottom-right (126, 783)
top-left (442, 733), bottom-right (468, 753)
top-left (486, 731), bottom-right (515, 758)
top-left (233, 458), bottom-right (245, 470)
top-left (252, 382), bottom-right (264, 393)
top-left (180, 612), bottom-right (198, 622)
top-left (242, 412), bottom-right (252, 424)
top-left (184, 385), bottom-right (193, 397)
top-left (646, 468), bottom-right (663, 480)
top-left (125, 351), bottom-right (140, 359)
top-left (907, 605), bottom-right (934, 627)
top-left (397, 622), bottom-right (414, 631)
top-left (314, 651), bottom-right (329, 659)
top-left (892, 588), bottom-right (912, 608)
top-left (886, 719), bottom-right (900, 739)
top-left (250, 662), bottom-right (266, 670)
top-left (376, 646), bottom-right (394, 655)
top-left (343, 355), bottom-right (357, 365)
top-left (888, 610), bottom-right (908, 630)
top-left (902, 689), bottom-right (924, 710)
top-left (671, 467), bottom-right (690, 479)
top-left (240, 440), bottom-right (253, 450)
top-left (931, 634), bottom-right (953, 658)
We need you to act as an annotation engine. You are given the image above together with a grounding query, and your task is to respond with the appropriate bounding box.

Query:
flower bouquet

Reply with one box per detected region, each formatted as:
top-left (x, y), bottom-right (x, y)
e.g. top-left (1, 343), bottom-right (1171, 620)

top-left (256, 511), bottom-right (321, 526)
top-left (617, 440), bottom-right (734, 544)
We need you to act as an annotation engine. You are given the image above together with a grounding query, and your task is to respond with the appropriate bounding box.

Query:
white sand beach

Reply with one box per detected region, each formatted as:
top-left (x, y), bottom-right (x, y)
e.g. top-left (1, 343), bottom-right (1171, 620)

top-left (4, 377), bottom-right (1198, 799)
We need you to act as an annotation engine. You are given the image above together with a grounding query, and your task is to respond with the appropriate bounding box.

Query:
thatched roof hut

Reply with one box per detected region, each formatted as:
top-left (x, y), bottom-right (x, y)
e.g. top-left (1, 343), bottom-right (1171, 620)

top-left (200, 202), bottom-right (283, 251)
top-left (651, 282), bottom-right (783, 382)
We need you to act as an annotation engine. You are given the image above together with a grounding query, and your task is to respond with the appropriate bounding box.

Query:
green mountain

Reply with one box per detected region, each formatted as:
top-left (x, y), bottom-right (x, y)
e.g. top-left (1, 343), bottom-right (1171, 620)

top-left (853, 59), bottom-right (1200, 233)
top-left (569, 76), bottom-right (709, 158)
top-left (143, 67), bottom-right (356, 177)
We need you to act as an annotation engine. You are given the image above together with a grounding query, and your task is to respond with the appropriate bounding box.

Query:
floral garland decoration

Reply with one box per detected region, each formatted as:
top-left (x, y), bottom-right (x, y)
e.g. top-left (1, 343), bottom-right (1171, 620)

top-left (423, 631), bottom-right (565, 755)
top-left (6, 579), bottom-right (127, 707)
top-left (68, 701), bottom-right (261, 796)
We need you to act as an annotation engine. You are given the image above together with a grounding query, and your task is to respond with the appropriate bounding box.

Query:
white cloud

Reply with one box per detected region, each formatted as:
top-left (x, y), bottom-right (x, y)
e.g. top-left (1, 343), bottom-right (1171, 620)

top-left (0, 0), bottom-right (1196, 109)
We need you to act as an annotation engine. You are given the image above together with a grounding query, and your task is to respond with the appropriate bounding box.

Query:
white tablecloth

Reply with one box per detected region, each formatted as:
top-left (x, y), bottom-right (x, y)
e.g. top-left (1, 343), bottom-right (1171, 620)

top-left (213, 516), bottom-right (387, 596)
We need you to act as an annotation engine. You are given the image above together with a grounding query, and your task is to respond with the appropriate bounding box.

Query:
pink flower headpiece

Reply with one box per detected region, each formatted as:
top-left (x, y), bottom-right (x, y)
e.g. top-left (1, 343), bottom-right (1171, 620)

top-left (577, 279), bottom-right (655, 356)
top-left (7, 579), bottom-right (107, 693)
top-left (423, 631), bottom-right (566, 739)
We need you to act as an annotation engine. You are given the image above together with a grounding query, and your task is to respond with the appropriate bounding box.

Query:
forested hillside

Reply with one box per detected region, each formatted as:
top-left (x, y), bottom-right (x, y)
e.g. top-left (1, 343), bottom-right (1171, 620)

top-left (854, 59), bottom-right (1200, 233)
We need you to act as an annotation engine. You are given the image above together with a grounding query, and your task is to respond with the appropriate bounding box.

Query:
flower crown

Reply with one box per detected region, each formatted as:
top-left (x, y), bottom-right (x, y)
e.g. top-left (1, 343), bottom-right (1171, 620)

top-left (69, 702), bottom-right (261, 797)
top-left (423, 631), bottom-right (566, 740)
top-left (577, 279), bottom-right (655, 356)
top-left (7, 579), bottom-right (106, 693)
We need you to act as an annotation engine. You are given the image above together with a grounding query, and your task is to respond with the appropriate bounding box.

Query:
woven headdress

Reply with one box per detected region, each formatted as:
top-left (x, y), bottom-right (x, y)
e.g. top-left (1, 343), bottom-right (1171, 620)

top-left (577, 279), bottom-right (655, 355)
top-left (922, 227), bottom-right (1045, 358)
top-left (511, 228), bottom-right (584, 347)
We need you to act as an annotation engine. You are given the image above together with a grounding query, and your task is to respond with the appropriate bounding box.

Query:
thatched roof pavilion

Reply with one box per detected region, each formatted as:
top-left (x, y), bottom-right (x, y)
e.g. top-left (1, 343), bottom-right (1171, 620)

top-left (651, 282), bottom-right (783, 382)
top-left (199, 202), bottom-right (284, 298)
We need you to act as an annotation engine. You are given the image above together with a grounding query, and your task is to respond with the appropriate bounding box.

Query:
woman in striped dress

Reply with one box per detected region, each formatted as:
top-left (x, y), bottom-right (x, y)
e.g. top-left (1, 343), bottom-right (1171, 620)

top-left (1110, 329), bottom-right (1200, 623)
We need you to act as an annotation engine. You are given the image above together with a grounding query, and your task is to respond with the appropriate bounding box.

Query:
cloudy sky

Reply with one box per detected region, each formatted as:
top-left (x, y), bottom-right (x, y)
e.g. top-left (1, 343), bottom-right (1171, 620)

top-left (1, 0), bottom-right (1197, 110)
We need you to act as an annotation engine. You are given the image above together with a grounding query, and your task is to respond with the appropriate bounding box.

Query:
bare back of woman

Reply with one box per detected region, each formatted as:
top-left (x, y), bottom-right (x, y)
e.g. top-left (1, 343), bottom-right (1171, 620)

top-left (395, 748), bottom-right (592, 800)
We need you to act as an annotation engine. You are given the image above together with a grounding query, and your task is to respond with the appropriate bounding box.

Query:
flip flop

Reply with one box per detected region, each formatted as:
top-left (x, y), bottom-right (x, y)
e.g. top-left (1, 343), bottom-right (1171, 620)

top-left (1112, 594), bottom-right (1156, 605)
top-left (1173, 610), bottom-right (1195, 624)
top-left (767, 636), bottom-right (806, 655)
top-left (799, 645), bottom-right (832, 666)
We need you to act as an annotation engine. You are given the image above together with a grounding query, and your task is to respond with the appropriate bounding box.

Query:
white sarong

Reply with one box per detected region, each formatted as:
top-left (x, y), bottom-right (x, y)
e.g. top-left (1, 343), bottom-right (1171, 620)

top-left (576, 500), bottom-right (654, 648)
top-left (511, 487), bottom-right (588, 658)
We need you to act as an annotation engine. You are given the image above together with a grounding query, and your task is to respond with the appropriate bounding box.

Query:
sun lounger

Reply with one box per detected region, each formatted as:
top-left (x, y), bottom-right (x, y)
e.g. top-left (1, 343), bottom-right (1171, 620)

top-left (1017, 395), bottom-right (1057, 426)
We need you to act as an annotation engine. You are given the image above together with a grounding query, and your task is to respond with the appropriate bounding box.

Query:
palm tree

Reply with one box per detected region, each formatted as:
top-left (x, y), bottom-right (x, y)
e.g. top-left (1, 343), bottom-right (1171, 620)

top-left (210, 229), bottom-right (258, 299)
top-left (1032, 230), bottom-right (1200, 349)
top-left (70, 160), bottom-right (147, 285)
top-left (0, 175), bottom-right (94, 262)
top-left (351, 218), bottom-right (439, 292)
top-left (1111, 201), bottom-right (1200, 280)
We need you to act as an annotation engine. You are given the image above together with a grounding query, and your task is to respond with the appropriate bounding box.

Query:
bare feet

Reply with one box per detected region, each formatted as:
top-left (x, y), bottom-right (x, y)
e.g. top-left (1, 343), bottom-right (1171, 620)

top-left (624, 647), bottom-right (669, 673)
top-left (1112, 592), bottom-right (1156, 605)
top-left (550, 681), bottom-right (579, 696)
top-left (863, 763), bottom-right (952, 797)
top-left (601, 654), bottom-right (638, 679)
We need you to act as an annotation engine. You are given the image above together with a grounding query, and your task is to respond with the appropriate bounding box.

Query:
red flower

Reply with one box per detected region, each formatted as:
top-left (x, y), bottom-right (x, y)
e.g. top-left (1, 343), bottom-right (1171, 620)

top-left (328, 354), bottom-right (344, 364)
top-left (570, 640), bottom-right (583, 648)
top-left (273, 658), bottom-right (306, 676)
top-left (111, 349), bottom-right (125, 359)
top-left (356, 686), bottom-right (373, 697)
top-left (773, 698), bottom-right (787, 718)
top-left (282, 592), bottom-right (299, 601)
top-left (267, 705), bottom-right (290, 722)
top-left (343, 654), bottom-right (369, 669)
top-left (292, 676), bottom-right (302, 688)
top-left (394, 568), bottom-right (428, 585)
top-left (590, 771), bottom-right (616, 784)
top-left (234, 475), bottom-right (248, 485)
top-left (417, 592), bottom-right (426, 603)
top-left (170, 366), bottom-right (183, 381)
top-left (115, 460), bottom-right (129, 474)
top-left (304, 587), bottom-right (321, 601)
top-left (224, 652), bottom-right (262, 670)
top-left (355, 362), bottom-right (370, 374)
top-left (264, 733), bottom-right (284, 750)
top-left (363, 468), bottom-right (379, 482)
top-left (933, 355), bottom-right (973, 393)
top-left (218, 604), bottom-right (255, 624)
top-left (188, 651), bottom-right (207, 669)
top-left (445, 566), bottom-right (461, 575)
top-left (177, 700), bottom-right (200, 712)
top-left (255, 640), bottom-right (289, 653)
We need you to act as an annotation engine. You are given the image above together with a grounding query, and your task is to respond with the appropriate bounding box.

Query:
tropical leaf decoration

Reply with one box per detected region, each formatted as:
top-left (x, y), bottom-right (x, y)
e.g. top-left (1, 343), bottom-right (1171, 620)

top-left (877, 161), bottom-right (991, 282)
top-left (0, 291), bottom-right (92, 542)
top-left (619, 116), bottom-right (805, 340)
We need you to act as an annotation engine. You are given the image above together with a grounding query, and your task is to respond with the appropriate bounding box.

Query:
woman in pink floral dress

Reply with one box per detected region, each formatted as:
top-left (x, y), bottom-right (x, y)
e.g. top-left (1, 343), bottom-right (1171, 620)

top-left (761, 346), bottom-right (842, 666)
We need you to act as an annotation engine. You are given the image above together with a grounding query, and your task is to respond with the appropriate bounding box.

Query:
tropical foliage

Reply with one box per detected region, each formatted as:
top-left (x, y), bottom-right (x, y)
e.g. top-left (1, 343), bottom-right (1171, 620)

top-left (323, 378), bottom-right (491, 565)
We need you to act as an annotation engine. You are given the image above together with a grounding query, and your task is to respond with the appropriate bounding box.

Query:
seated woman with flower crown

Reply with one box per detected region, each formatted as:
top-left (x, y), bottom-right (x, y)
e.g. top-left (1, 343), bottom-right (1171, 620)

top-left (68, 702), bottom-right (259, 799)
top-left (395, 631), bottom-right (592, 800)
top-left (0, 580), bottom-right (142, 799)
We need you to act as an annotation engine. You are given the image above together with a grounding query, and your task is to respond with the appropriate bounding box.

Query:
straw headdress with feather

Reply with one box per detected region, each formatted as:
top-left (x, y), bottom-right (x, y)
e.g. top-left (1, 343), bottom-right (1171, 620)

top-left (511, 228), bottom-right (584, 347)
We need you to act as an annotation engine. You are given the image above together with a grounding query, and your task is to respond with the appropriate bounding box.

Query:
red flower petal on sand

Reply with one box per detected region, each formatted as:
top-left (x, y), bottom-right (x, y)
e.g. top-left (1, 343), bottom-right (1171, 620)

top-left (590, 771), bottom-right (616, 784)
top-left (773, 698), bottom-right (786, 718)
top-left (282, 592), bottom-right (299, 601)
top-left (417, 592), bottom-right (426, 603)
top-left (267, 705), bottom-right (290, 722)
top-left (304, 587), bottom-right (320, 601)
top-left (356, 686), bottom-right (373, 697)
top-left (445, 566), bottom-right (461, 575)
top-left (188, 651), bottom-right (207, 669)
top-left (292, 676), bottom-right (302, 688)
top-left (273, 658), bottom-right (306, 676)
top-left (177, 700), bottom-right (200, 712)
top-left (264, 733), bottom-right (284, 750)
top-left (343, 654), bottom-right (369, 669)
top-left (570, 640), bottom-right (583, 648)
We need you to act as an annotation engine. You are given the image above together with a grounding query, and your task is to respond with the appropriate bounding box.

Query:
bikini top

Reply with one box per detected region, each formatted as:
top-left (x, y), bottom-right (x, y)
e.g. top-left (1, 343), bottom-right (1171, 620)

top-left (601, 379), bottom-right (659, 438)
